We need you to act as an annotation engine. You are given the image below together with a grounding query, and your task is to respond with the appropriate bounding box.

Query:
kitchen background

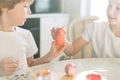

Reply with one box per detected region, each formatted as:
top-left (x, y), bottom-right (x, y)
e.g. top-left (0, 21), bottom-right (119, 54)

top-left (21, 0), bottom-right (108, 61)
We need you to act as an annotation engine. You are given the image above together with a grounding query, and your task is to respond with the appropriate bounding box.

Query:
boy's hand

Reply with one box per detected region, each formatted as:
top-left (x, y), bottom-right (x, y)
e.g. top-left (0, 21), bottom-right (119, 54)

top-left (0, 58), bottom-right (19, 76)
top-left (49, 41), bottom-right (66, 58)
top-left (51, 27), bottom-right (56, 40)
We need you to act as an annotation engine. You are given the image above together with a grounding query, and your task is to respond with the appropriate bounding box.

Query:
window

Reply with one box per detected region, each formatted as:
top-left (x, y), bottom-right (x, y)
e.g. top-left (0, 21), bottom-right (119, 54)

top-left (90, 0), bottom-right (108, 21)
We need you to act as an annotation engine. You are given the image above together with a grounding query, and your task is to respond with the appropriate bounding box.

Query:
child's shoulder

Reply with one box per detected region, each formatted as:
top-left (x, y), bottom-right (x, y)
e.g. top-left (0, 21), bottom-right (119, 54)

top-left (15, 27), bottom-right (32, 36)
top-left (93, 20), bottom-right (108, 25)
top-left (92, 20), bottom-right (109, 32)
top-left (16, 27), bottom-right (31, 33)
top-left (16, 26), bottom-right (28, 31)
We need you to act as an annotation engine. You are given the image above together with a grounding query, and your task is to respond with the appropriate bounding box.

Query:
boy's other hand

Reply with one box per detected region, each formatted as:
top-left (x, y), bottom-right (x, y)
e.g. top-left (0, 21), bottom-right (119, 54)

top-left (0, 57), bottom-right (19, 76)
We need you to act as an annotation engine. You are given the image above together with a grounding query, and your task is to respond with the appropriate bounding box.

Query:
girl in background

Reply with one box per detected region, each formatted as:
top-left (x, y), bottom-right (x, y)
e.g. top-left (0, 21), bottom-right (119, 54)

top-left (51, 0), bottom-right (120, 58)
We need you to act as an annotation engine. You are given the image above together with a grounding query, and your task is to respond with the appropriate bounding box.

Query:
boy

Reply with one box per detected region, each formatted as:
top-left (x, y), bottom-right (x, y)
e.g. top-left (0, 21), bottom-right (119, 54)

top-left (0, 0), bottom-right (65, 79)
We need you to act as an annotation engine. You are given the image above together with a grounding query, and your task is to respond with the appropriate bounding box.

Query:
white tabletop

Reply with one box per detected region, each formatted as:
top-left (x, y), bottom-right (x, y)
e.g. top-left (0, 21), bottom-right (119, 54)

top-left (31, 58), bottom-right (120, 80)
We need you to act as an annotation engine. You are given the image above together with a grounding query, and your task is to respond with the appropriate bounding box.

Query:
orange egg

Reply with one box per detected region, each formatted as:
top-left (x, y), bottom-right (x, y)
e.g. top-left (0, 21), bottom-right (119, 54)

top-left (55, 35), bottom-right (65, 47)
top-left (56, 27), bottom-right (66, 35)
top-left (55, 27), bottom-right (66, 47)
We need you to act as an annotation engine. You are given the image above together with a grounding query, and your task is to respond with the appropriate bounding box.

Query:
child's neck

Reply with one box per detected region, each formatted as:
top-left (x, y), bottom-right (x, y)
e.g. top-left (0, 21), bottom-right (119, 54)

top-left (110, 24), bottom-right (120, 37)
top-left (0, 26), bottom-right (16, 32)
top-left (0, 20), bottom-right (16, 32)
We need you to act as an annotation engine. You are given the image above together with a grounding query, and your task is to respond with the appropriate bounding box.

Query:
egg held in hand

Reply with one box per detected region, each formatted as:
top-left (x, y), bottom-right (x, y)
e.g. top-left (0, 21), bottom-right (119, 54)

top-left (56, 27), bottom-right (66, 35)
top-left (55, 27), bottom-right (66, 47)
top-left (65, 63), bottom-right (77, 77)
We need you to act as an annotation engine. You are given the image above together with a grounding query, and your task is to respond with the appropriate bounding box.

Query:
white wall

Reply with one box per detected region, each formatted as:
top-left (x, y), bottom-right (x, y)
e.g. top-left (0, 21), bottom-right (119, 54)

top-left (61, 0), bottom-right (81, 23)
top-left (80, 0), bottom-right (90, 17)
top-left (61, 0), bottom-right (91, 23)
top-left (90, 0), bottom-right (108, 21)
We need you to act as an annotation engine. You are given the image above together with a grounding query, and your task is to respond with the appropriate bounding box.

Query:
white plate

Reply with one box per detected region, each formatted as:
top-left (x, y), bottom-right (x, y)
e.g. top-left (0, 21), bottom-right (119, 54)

top-left (75, 70), bottom-right (107, 80)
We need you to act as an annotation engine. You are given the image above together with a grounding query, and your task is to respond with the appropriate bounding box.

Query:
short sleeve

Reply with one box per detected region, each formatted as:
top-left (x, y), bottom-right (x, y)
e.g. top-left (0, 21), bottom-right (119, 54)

top-left (81, 22), bottom-right (94, 42)
top-left (26, 30), bottom-right (38, 57)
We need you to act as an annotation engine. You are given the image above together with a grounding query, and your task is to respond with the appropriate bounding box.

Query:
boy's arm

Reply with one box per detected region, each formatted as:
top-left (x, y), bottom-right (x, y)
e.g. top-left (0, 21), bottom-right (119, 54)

top-left (28, 41), bottom-right (65, 67)
top-left (27, 52), bottom-right (55, 67)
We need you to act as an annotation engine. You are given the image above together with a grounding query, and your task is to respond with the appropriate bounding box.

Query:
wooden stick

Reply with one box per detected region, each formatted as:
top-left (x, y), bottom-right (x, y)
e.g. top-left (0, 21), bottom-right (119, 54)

top-left (26, 67), bottom-right (37, 80)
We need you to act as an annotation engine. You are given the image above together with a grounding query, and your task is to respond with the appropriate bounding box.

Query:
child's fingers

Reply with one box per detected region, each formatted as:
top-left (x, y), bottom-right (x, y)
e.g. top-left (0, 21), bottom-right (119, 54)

top-left (51, 27), bottom-right (56, 39)
top-left (5, 67), bottom-right (18, 76)
top-left (2, 58), bottom-right (20, 76)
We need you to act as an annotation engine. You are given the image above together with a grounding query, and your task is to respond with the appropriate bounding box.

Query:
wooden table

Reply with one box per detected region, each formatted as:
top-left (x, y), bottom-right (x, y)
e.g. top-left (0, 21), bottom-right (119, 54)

top-left (30, 58), bottom-right (120, 80)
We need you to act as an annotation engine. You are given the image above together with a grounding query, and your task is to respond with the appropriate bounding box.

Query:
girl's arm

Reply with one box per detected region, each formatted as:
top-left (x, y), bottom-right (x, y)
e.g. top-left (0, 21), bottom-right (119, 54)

top-left (64, 37), bottom-right (88, 56)
top-left (0, 61), bottom-right (4, 76)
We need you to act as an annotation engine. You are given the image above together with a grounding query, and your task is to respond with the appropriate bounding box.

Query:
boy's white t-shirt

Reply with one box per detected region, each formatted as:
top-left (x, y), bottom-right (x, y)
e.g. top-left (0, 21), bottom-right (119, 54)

top-left (0, 27), bottom-right (38, 79)
top-left (81, 21), bottom-right (120, 58)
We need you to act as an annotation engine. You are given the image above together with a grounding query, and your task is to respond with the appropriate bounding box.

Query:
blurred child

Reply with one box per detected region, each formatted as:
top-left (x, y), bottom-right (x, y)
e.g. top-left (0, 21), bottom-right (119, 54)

top-left (51, 0), bottom-right (120, 58)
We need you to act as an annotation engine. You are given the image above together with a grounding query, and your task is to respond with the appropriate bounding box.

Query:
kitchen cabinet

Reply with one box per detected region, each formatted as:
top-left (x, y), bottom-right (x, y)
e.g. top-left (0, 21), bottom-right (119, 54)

top-left (23, 14), bottom-right (69, 60)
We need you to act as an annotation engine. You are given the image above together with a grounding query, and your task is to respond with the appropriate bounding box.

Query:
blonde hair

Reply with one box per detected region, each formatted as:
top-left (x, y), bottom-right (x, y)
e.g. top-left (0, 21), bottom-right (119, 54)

top-left (0, 0), bottom-right (34, 15)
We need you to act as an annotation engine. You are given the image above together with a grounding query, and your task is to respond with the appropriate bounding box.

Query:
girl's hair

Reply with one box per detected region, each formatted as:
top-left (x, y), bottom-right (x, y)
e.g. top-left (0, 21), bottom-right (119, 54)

top-left (0, 0), bottom-right (34, 15)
